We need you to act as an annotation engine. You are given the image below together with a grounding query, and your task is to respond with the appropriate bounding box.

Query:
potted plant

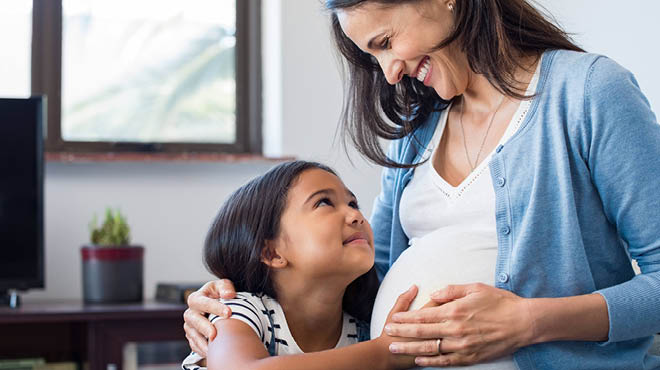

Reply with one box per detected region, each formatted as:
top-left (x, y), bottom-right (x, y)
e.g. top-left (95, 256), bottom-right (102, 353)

top-left (81, 208), bottom-right (144, 303)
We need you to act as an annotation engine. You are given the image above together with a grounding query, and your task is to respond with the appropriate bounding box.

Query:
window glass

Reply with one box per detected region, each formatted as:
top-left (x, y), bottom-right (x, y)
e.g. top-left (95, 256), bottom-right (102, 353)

top-left (61, 0), bottom-right (236, 143)
top-left (0, 1), bottom-right (32, 98)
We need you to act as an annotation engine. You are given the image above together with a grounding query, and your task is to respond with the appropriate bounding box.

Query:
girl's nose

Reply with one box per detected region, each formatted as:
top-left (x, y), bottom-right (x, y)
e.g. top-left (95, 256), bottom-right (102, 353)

top-left (347, 208), bottom-right (365, 225)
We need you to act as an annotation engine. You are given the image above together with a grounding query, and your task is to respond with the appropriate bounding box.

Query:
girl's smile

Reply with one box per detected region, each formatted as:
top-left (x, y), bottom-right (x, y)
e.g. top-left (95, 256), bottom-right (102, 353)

top-left (343, 231), bottom-right (370, 247)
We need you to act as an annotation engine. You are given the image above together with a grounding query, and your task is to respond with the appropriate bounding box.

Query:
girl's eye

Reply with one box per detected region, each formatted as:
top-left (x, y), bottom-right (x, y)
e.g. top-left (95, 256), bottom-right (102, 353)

top-left (349, 200), bottom-right (360, 210)
top-left (316, 198), bottom-right (333, 208)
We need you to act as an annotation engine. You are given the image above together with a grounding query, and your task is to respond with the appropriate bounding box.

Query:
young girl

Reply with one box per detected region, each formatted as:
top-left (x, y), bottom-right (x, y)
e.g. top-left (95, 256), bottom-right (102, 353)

top-left (182, 161), bottom-right (418, 370)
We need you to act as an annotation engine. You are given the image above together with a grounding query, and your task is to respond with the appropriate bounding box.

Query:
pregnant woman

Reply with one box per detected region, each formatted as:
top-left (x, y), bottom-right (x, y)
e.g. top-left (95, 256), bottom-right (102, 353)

top-left (183, 0), bottom-right (660, 369)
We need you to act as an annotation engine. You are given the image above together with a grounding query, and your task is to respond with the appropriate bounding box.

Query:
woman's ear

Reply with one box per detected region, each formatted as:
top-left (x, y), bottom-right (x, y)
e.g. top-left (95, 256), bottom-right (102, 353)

top-left (261, 240), bottom-right (288, 269)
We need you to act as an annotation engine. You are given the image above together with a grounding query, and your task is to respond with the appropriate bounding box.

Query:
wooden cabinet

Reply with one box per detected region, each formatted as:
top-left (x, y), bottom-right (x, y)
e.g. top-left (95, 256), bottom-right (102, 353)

top-left (0, 301), bottom-right (186, 370)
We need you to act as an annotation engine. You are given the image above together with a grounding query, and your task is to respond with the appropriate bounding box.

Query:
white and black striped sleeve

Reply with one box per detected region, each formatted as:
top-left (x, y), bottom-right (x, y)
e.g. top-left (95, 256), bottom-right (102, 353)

top-left (209, 293), bottom-right (265, 342)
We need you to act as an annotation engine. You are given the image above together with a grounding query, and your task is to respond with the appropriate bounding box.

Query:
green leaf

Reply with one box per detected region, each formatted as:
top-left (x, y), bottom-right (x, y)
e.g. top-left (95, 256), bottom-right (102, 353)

top-left (88, 207), bottom-right (132, 246)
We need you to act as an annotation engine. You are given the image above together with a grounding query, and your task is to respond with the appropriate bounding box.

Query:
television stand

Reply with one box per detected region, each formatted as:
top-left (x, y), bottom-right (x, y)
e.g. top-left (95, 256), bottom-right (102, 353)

top-left (0, 290), bottom-right (20, 308)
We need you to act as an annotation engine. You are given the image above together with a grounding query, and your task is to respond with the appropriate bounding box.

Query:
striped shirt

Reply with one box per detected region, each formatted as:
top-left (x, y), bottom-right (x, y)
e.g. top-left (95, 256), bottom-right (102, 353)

top-left (181, 292), bottom-right (361, 369)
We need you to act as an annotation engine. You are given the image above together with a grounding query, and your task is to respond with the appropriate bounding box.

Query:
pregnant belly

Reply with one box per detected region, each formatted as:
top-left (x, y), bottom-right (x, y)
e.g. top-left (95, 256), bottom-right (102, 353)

top-left (369, 240), bottom-right (517, 370)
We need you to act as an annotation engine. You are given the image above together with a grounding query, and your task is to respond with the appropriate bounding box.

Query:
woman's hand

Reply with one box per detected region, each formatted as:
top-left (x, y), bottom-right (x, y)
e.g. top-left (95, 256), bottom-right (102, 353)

top-left (374, 285), bottom-right (420, 369)
top-left (385, 283), bottom-right (534, 367)
top-left (183, 279), bottom-right (237, 357)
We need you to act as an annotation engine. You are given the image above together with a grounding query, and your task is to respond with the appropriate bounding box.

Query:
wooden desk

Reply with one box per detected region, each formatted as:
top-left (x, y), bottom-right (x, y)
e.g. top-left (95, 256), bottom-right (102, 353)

top-left (0, 300), bottom-right (186, 370)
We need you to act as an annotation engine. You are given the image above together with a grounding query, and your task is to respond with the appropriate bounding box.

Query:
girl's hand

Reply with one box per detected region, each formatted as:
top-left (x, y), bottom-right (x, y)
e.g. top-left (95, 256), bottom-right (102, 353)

top-left (184, 279), bottom-right (237, 357)
top-left (375, 285), bottom-right (420, 369)
top-left (385, 283), bottom-right (534, 367)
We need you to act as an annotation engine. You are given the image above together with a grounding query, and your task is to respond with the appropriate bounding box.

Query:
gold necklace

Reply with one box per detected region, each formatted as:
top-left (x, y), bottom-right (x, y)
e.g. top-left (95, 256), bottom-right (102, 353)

top-left (458, 95), bottom-right (506, 171)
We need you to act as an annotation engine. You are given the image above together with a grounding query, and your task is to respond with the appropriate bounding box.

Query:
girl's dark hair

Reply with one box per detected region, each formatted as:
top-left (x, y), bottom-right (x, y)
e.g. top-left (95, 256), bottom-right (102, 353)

top-left (326, 0), bottom-right (584, 168)
top-left (203, 160), bottom-right (380, 322)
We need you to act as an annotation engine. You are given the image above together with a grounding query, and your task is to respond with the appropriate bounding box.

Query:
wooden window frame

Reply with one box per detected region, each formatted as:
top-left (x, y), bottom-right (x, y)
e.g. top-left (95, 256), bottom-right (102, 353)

top-left (31, 0), bottom-right (262, 155)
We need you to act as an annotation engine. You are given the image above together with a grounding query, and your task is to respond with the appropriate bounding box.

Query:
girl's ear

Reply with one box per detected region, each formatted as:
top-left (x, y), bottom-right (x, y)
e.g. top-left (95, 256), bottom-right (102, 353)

top-left (261, 240), bottom-right (288, 269)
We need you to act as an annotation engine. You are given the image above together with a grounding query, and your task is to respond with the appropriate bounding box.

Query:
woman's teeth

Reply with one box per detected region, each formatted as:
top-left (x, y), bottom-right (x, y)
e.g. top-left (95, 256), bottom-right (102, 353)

top-left (417, 58), bottom-right (431, 82)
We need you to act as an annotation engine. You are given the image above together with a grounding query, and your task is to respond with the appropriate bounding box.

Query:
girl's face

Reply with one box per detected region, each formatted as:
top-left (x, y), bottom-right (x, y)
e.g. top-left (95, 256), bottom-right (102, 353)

top-left (337, 0), bottom-right (468, 100)
top-left (271, 168), bottom-right (374, 284)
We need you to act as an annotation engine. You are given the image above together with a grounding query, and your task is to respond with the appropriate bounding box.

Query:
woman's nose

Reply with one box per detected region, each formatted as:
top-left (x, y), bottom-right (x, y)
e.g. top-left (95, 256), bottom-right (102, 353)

top-left (378, 54), bottom-right (405, 85)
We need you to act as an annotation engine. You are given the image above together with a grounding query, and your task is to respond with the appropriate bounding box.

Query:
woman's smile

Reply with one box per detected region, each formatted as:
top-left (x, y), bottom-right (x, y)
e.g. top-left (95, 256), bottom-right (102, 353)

top-left (415, 57), bottom-right (433, 85)
top-left (337, 2), bottom-right (462, 98)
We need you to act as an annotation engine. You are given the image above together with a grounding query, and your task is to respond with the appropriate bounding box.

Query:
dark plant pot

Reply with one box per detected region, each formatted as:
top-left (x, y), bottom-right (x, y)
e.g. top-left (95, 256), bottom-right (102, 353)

top-left (81, 245), bottom-right (144, 303)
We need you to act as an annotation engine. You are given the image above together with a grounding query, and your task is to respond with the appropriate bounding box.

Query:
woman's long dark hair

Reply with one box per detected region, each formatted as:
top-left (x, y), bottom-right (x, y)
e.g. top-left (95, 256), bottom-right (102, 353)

top-left (203, 160), bottom-right (380, 322)
top-left (326, 0), bottom-right (584, 168)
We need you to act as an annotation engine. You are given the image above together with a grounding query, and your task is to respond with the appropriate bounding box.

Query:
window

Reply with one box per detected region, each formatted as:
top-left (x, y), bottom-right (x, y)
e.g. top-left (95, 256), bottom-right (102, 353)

top-left (29, 0), bottom-right (261, 155)
top-left (0, 1), bottom-right (32, 98)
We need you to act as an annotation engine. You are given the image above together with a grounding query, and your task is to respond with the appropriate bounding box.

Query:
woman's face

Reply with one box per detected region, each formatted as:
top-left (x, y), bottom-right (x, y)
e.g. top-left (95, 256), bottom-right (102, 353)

top-left (337, 0), bottom-right (468, 100)
top-left (272, 168), bottom-right (375, 284)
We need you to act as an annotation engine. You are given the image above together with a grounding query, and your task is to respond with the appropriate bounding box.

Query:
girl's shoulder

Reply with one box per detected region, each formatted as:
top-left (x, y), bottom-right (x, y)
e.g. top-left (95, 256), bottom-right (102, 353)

top-left (216, 291), bottom-right (269, 316)
top-left (181, 292), bottom-right (275, 370)
top-left (212, 292), bottom-right (273, 340)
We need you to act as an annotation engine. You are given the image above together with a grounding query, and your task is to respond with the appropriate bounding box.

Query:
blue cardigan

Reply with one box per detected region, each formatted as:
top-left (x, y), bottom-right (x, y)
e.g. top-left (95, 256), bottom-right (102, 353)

top-left (369, 49), bottom-right (660, 369)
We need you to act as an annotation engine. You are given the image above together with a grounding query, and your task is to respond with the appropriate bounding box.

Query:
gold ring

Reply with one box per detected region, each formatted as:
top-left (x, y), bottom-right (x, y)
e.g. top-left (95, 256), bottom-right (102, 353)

top-left (436, 338), bottom-right (442, 354)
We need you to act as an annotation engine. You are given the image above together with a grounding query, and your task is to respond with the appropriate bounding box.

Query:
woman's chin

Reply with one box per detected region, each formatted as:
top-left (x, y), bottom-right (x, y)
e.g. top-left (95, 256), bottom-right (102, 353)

top-left (426, 78), bottom-right (457, 101)
top-left (431, 85), bottom-right (454, 101)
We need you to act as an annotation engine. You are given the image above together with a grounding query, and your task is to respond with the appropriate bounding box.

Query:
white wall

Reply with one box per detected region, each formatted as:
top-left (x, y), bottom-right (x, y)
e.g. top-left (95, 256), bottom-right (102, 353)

top-left (535, 0), bottom-right (660, 113)
top-left (23, 1), bottom-right (660, 301)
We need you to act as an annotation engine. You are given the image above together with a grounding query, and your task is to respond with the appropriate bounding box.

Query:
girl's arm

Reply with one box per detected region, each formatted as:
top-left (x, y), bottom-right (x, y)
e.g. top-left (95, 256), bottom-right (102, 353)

top-left (207, 287), bottom-right (419, 370)
top-left (209, 319), bottom-right (395, 370)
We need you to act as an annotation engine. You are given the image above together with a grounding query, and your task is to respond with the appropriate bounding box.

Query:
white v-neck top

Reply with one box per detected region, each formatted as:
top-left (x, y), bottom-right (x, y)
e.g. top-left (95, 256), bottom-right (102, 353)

top-left (398, 90), bottom-right (535, 240)
top-left (369, 66), bottom-right (540, 370)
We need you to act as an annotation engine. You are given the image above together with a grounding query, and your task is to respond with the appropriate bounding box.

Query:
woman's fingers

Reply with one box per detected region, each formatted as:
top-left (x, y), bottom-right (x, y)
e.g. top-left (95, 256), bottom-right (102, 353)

top-left (386, 322), bottom-right (456, 339)
top-left (420, 299), bottom-right (441, 309)
top-left (182, 279), bottom-right (237, 350)
top-left (187, 280), bottom-right (234, 318)
top-left (390, 285), bottom-right (418, 314)
top-left (383, 286), bottom-right (418, 330)
top-left (184, 320), bottom-right (209, 357)
top-left (391, 336), bottom-right (479, 355)
top-left (391, 284), bottom-right (482, 323)
top-left (381, 285), bottom-right (419, 337)
top-left (389, 339), bottom-right (443, 356)
top-left (430, 284), bottom-right (473, 304)
top-left (387, 284), bottom-right (530, 366)
top-left (183, 306), bottom-right (219, 340)
top-left (414, 352), bottom-right (477, 368)
top-left (195, 279), bottom-right (237, 301)
top-left (391, 302), bottom-right (451, 324)
top-left (214, 279), bottom-right (238, 299)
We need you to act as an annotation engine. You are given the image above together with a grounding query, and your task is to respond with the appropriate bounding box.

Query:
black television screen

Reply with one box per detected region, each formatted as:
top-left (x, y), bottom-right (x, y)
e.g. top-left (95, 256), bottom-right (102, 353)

top-left (0, 97), bottom-right (44, 293)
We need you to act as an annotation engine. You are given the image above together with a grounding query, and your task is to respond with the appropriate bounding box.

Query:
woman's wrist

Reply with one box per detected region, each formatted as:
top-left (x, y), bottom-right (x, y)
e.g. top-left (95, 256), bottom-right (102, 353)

top-left (526, 293), bottom-right (609, 345)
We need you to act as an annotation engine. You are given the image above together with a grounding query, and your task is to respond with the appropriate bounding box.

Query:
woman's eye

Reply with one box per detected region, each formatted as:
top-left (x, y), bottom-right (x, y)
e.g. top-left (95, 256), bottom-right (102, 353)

top-left (349, 200), bottom-right (360, 210)
top-left (380, 36), bottom-right (391, 49)
top-left (316, 198), bottom-right (333, 208)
